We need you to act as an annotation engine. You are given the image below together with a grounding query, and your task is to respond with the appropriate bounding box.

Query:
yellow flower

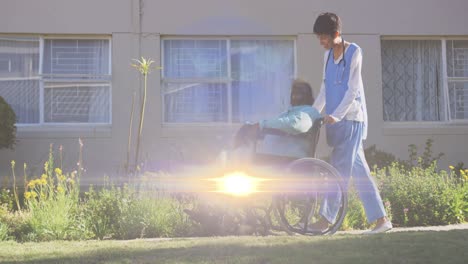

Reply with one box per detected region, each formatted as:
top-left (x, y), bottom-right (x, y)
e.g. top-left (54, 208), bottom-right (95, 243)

top-left (57, 186), bottom-right (65, 193)
top-left (68, 179), bottom-right (75, 185)
top-left (449, 165), bottom-right (455, 170)
top-left (24, 192), bottom-right (32, 200)
top-left (55, 168), bottom-right (62, 176)
top-left (31, 192), bottom-right (38, 198)
top-left (41, 174), bottom-right (48, 180)
top-left (40, 178), bottom-right (47, 185)
top-left (131, 57), bottom-right (157, 75)
top-left (28, 181), bottom-right (36, 188)
top-left (10, 160), bottom-right (15, 167)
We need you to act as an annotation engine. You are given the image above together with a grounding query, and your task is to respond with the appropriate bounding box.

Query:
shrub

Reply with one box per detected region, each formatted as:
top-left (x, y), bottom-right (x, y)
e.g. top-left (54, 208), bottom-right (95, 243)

top-left (5, 141), bottom-right (195, 241)
top-left (0, 188), bottom-right (14, 211)
top-left (0, 222), bottom-right (8, 241)
top-left (0, 208), bottom-right (33, 242)
top-left (82, 182), bottom-right (193, 240)
top-left (81, 184), bottom-right (131, 239)
top-left (9, 213), bottom-right (34, 242)
top-left (24, 149), bottom-right (83, 241)
top-left (451, 162), bottom-right (468, 184)
top-left (364, 145), bottom-right (397, 170)
top-left (0, 96), bottom-right (16, 150)
top-left (118, 196), bottom-right (191, 239)
top-left (374, 161), bottom-right (467, 227)
top-left (364, 138), bottom-right (445, 170)
top-left (0, 205), bottom-right (10, 241)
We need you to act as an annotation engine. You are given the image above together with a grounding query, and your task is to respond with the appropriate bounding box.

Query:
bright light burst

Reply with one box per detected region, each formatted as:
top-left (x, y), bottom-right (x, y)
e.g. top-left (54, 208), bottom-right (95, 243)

top-left (214, 171), bottom-right (262, 196)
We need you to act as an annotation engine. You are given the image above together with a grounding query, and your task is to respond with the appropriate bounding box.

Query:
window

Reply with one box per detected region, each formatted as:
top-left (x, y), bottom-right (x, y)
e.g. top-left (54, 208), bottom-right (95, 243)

top-left (162, 38), bottom-right (295, 123)
top-left (381, 39), bottom-right (468, 122)
top-left (0, 37), bottom-right (40, 123)
top-left (447, 40), bottom-right (468, 120)
top-left (0, 36), bottom-right (111, 124)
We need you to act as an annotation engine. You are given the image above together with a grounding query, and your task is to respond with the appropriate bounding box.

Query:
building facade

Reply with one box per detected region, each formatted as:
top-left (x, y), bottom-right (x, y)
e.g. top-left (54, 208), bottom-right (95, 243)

top-left (1, 0), bottom-right (468, 182)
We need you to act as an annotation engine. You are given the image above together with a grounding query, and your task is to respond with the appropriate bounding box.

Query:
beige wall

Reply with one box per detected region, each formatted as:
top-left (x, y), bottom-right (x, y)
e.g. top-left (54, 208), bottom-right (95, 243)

top-left (142, 0), bottom-right (468, 35)
top-left (0, 0), bottom-right (136, 34)
top-left (3, 0), bottom-right (468, 35)
top-left (1, 0), bottom-right (468, 182)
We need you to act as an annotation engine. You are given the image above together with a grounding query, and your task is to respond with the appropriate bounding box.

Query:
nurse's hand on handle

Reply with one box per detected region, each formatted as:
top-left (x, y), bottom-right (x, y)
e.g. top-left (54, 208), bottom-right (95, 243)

top-left (324, 115), bottom-right (337, 124)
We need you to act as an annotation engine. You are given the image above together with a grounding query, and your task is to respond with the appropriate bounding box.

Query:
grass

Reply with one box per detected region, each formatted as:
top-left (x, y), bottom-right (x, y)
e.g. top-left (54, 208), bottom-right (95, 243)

top-left (0, 230), bottom-right (467, 264)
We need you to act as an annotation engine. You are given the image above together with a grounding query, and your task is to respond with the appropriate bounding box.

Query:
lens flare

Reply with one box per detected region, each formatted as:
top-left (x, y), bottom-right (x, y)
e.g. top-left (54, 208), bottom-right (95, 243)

top-left (214, 171), bottom-right (261, 196)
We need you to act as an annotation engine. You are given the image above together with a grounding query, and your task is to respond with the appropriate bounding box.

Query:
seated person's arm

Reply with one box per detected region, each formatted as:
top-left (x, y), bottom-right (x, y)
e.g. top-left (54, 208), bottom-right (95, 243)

top-left (259, 108), bottom-right (316, 135)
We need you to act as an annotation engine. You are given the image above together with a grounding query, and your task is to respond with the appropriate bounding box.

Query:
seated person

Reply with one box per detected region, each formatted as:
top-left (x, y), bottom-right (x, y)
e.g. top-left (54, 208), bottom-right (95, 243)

top-left (230, 79), bottom-right (321, 162)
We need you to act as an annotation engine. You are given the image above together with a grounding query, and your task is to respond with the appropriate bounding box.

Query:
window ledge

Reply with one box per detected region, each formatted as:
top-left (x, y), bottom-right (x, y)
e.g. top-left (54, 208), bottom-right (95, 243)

top-left (382, 122), bottom-right (468, 135)
top-left (161, 123), bottom-right (242, 138)
top-left (16, 125), bottom-right (112, 138)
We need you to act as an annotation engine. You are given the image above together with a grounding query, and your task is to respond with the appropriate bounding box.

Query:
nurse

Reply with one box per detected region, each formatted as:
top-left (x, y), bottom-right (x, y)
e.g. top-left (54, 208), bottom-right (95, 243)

top-left (311, 12), bottom-right (392, 234)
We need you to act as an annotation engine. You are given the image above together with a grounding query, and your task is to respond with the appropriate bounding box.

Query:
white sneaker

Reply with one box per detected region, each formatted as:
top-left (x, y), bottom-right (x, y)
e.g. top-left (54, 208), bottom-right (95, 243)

top-left (363, 221), bottom-right (393, 235)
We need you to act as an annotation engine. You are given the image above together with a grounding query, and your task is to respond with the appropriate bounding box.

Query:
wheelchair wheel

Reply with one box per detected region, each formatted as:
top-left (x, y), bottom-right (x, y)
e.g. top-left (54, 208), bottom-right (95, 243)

top-left (275, 158), bottom-right (347, 235)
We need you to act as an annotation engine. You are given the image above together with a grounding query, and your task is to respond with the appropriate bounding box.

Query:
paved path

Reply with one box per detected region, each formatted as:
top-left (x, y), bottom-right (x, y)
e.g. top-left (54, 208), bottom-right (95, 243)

top-left (134, 223), bottom-right (468, 242)
top-left (337, 223), bottom-right (468, 235)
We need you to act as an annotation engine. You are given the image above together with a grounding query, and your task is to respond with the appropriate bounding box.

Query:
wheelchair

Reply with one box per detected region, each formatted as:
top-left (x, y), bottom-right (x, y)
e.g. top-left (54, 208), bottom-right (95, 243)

top-left (184, 118), bottom-right (347, 236)
top-left (246, 117), bottom-right (348, 235)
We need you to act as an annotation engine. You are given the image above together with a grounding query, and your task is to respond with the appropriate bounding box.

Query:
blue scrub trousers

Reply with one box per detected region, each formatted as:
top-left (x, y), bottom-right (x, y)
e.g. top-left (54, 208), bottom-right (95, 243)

top-left (320, 120), bottom-right (386, 224)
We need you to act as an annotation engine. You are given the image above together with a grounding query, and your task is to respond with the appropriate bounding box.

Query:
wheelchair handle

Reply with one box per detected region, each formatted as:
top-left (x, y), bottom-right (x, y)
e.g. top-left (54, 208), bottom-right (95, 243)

top-left (316, 117), bottom-right (324, 126)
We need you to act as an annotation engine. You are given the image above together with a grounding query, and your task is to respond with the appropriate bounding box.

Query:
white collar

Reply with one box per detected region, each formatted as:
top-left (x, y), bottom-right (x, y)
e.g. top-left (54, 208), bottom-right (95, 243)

top-left (333, 44), bottom-right (351, 64)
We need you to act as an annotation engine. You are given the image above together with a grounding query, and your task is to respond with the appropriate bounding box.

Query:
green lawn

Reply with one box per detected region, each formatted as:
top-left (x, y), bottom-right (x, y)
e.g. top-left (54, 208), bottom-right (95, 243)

top-left (1, 230), bottom-right (467, 264)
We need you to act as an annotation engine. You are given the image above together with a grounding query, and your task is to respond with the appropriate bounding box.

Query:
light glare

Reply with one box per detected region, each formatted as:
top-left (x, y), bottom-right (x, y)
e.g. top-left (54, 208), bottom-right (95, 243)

top-left (216, 172), bottom-right (260, 196)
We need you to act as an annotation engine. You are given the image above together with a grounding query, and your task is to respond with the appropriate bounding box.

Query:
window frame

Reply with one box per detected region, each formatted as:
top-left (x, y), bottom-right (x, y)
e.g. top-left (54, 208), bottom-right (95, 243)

top-left (381, 36), bottom-right (468, 124)
top-left (0, 34), bottom-right (112, 128)
top-left (160, 36), bottom-right (297, 126)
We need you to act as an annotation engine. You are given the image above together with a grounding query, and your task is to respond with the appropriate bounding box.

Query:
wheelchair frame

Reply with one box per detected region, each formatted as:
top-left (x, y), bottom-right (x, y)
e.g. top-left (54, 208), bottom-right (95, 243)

top-left (253, 118), bottom-right (348, 235)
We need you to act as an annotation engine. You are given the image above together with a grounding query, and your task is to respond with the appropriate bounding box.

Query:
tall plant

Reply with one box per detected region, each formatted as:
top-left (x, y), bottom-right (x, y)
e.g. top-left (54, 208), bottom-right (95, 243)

top-left (130, 57), bottom-right (158, 173)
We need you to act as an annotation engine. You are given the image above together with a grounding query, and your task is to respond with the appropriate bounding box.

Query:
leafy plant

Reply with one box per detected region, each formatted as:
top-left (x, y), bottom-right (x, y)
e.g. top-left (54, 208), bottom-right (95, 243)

top-left (406, 138), bottom-right (444, 169)
top-left (364, 145), bottom-right (397, 169)
top-left (374, 161), bottom-right (467, 227)
top-left (0, 96), bottom-right (16, 150)
top-left (450, 162), bottom-right (468, 183)
top-left (23, 144), bottom-right (83, 241)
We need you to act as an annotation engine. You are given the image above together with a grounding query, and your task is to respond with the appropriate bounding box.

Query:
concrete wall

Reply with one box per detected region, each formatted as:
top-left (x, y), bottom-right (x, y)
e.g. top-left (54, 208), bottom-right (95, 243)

top-left (1, 0), bottom-right (468, 183)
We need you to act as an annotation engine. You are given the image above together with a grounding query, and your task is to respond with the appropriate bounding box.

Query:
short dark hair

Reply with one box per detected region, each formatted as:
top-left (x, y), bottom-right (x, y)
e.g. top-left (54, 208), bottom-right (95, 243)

top-left (313, 12), bottom-right (341, 36)
top-left (291, 79), bottom-right (314, 106)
